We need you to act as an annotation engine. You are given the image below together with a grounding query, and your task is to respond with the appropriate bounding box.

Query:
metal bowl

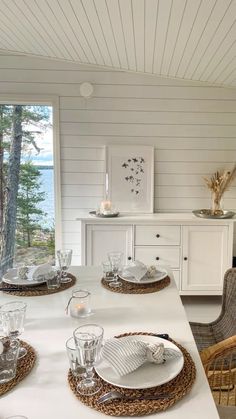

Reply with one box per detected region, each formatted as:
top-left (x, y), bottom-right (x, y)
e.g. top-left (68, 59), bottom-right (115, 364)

top-left (192, 209), bottom-right (235, 219)
top-left (89, 211), bottom-right (120, 218)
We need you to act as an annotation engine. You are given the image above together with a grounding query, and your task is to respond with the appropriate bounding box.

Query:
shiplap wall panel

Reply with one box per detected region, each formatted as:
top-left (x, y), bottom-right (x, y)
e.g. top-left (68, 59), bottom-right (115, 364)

top-left (61, 160), bottom-right (104, 173)
top-left (60, 109), bottom-right (236, 125)
top-left (0, 54), bottom-right (235, 261)
top-left (156, 186), bottom-right (236, 199)
top-left (62, 185), bottom-right (104, 197)
top-left (61, 147), bottom-right (105, 160)
top-left (61, 136), bottom-right (236, 149)
top-left (61, 173), bottom-right (104, 185)
top-left (60, 97), bottom-right (236, 112)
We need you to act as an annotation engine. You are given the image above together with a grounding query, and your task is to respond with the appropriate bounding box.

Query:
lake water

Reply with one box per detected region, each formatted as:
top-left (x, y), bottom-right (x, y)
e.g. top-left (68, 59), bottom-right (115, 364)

top-left (38, 168), bottom-right (54, 229)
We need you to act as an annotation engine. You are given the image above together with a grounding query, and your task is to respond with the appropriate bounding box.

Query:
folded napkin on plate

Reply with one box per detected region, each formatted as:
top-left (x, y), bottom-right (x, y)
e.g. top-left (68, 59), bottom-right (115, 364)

top-left (101, 336), bottom-right (181, 377)
top-left (122, 261), bottom-right (147, 281)
top-left (18, 263), bottom-right (52, 281)
top-left (122, 260), bottom-right (158, 281)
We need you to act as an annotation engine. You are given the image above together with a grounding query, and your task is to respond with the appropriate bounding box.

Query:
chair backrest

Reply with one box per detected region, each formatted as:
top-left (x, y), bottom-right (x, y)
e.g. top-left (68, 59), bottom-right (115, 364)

top-left (212, 268), bottom-right (236, 342)
top-left (201, 335), bottom-right (236, 407)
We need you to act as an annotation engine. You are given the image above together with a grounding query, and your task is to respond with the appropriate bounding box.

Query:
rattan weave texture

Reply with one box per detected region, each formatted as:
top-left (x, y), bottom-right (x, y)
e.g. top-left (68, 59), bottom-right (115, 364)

top-left (101, 276), bottom-right (170, 294)
top-left (0, 340), bottom-right (36, 396)
top-left (2, 274), bottom-right (76, 296)
top-left (190, 268), bottom-right (236, 352)
top-left (68, 332), bottom-right (196, 416)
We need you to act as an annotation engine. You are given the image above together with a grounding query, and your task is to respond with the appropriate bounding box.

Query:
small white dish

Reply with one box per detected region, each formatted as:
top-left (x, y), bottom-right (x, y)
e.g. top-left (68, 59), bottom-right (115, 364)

top-left (2, 268), bottom-right (46, 287)
top-left (95, 335), bottom-right (183, 389)
top-left (119, 268), bottom-right (168, 284)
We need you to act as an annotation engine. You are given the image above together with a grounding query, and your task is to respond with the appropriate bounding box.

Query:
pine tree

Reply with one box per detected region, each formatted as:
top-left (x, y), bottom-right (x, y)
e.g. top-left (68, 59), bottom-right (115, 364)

top-left (17, 161), bottom-right (46, 247)
top-left (0, 105), bottom-right (13, 229)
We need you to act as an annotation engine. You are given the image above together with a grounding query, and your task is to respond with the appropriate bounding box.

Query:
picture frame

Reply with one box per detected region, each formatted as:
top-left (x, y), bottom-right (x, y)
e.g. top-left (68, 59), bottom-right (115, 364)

top-left (106, 145), bottom-right (154, 213)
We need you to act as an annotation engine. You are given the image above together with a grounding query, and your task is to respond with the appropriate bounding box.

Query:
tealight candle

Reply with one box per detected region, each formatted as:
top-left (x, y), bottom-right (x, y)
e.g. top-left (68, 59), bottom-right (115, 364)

top-left (100, 200), bottom-right (112, 214)
top-left (72, 303), bottom-right (86, 317)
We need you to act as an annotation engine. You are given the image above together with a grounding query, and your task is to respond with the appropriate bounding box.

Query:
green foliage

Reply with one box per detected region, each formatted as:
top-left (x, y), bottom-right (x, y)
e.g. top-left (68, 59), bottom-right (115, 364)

top-left (17, 161), bottom-right (47, 247)
top-left (0, 104), bottom-right (51, 159)
top-left (47, 229), bottom-right (55, 254)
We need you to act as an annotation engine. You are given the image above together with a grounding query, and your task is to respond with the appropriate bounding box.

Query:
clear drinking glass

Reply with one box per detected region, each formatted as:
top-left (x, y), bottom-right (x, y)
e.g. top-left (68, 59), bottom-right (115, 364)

top-left (0, 301), bottom-right (27, 359)
top-left (66, 337), bottom-right (86, 378)
top-left (45, 267), bottom-right (61, 290)
top-left (108, 252), bottom-right (123, 288)
top-left (73, 324), bottom-right (104, 395)
top-left (0, 339), bottom-right (20, 384)
top-left (102, 261), bottom-right (113, 282)
top-left (57, 249), bottom-right (72, 283)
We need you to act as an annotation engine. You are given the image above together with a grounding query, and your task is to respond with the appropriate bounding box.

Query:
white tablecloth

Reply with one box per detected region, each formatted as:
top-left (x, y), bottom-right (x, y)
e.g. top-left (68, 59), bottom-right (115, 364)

top-left (0, 266), bottom-right (219, 419)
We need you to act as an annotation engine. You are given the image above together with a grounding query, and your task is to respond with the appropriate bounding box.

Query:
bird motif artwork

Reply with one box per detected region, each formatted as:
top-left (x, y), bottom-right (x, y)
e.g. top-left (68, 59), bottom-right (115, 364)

top-left (121, 157), bottom-right (145, 195)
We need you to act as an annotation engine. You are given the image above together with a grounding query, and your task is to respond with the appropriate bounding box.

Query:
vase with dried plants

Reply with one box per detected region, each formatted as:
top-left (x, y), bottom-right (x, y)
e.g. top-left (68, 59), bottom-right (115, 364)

top-left (203, 164), bottom-right (236, 216)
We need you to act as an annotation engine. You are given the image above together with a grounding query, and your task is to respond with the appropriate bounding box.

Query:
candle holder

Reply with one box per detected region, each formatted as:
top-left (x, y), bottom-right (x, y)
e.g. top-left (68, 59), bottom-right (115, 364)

top-left (66, 289), bottom-right (92, 318)
top-left (100, 199), bottom-right (112, 214)
top-left (89, 200), bottom-right (119, 217)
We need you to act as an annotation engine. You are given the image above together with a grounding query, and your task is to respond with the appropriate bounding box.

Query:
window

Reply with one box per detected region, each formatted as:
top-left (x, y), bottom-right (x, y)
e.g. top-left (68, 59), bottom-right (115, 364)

top-left (0, 98), bottom-right (60, 276)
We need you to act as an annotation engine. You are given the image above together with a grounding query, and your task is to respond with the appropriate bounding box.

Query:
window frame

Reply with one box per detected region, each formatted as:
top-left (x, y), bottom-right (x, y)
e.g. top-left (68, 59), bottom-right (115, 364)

top-left (0, 94), bottom-right (62, 251)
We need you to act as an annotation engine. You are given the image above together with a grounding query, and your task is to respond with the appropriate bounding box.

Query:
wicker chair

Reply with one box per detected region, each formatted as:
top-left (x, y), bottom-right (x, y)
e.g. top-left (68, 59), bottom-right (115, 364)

top-left (190, 268), bottom-right (236, 352)
top-left (200, 335), bottom-right (236, 418)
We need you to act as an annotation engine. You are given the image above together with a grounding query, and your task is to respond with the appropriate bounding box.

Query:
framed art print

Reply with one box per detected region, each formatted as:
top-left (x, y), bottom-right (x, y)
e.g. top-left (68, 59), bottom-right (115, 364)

top-left (106, 145), bottom-right (154, 213)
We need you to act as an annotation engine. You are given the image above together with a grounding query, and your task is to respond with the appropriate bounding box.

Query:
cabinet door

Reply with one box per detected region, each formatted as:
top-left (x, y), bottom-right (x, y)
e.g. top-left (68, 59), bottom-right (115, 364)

top-left (182, 225), bottom-right (228, 291)
top-left (86, 224), bottom-right (133, 266)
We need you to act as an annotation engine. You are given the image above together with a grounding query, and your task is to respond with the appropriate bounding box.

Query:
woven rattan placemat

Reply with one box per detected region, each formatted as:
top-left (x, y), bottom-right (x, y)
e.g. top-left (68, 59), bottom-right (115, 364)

top-left (2, 274), bottom-right (76, 296)
top-left (0, 340), bottom-right (36, 396)
top-left (101, 276), bottom-right (170, 294)
top-left (68, 332), bottom-right (196, 416)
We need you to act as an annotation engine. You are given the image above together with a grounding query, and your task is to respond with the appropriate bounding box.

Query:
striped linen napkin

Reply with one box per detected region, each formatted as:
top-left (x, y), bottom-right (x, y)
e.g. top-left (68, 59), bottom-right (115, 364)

top-left (122, 261), bottom-right (148, 281)
top-left (101, 336), bottom-right (181, 377)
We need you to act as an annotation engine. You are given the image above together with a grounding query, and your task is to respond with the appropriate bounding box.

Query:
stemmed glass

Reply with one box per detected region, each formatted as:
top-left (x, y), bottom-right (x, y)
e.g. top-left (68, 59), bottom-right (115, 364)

top-left (73, 324), bottom-right (104, 395)
top-left (0, 301), bottom-right (27, 359)
top-left (108, 252), bottom-right (123, 288)
top-left (57, 249), bottom-right (72, 283)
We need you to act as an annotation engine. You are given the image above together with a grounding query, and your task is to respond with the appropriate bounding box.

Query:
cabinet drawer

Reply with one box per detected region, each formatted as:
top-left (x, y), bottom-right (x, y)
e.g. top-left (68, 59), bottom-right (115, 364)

top-left (134, 247), bottom-right (180, 269)
top-left (135, 225), bottom-right (180, 246)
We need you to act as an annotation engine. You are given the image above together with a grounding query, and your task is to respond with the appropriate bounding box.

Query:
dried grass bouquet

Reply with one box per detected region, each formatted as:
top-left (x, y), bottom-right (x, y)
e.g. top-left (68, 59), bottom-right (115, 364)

top-left (203, 164), bottom-right (236, 215)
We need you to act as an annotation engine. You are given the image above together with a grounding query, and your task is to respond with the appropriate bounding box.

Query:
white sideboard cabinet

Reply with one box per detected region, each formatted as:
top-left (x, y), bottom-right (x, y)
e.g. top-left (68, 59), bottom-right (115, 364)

top-left (78, 214), bottom-right (235, 295)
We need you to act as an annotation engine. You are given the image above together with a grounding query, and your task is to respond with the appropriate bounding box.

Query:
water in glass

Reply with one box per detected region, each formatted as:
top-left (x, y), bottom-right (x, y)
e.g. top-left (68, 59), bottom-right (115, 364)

top-left (73, 324), bottom-right (104, 395)
top-left (0, 301), bottom-right (27, 359)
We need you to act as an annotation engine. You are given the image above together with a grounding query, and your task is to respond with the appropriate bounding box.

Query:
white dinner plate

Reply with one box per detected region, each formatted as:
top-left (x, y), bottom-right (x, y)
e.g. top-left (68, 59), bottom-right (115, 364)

top-left (2, 268), bottom-right (46, 287)
top-left (119, 268), bottom-right (168, 284)
top-left (95, 335), bottom-right (184, 389)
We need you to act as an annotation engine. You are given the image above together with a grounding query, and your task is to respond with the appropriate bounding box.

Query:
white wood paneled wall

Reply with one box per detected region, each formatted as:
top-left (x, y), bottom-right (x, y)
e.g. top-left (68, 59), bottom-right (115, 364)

top-left (0, 54), bottom-right (235, 263)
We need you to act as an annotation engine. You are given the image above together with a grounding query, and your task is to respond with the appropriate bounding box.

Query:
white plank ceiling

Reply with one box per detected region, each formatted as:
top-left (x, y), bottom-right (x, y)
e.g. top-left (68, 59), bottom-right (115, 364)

top-left (0, 0), bottom-right (236, 88)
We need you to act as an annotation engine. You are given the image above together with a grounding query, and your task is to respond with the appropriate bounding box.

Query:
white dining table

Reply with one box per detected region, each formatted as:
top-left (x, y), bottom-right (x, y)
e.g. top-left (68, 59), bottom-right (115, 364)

top-left (0, 266), bottom-right (220, 419)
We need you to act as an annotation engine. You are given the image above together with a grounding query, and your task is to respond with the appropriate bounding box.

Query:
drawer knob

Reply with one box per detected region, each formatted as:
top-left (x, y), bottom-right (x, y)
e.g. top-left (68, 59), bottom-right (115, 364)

top-left (156, 257), bottom-right (159, 261)
top-left (156, 234), bottom-right (160, 238)
top-left (128, 257), bottom-right (132, 261)
top-left (184, 257), bottom-right (188, 261)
